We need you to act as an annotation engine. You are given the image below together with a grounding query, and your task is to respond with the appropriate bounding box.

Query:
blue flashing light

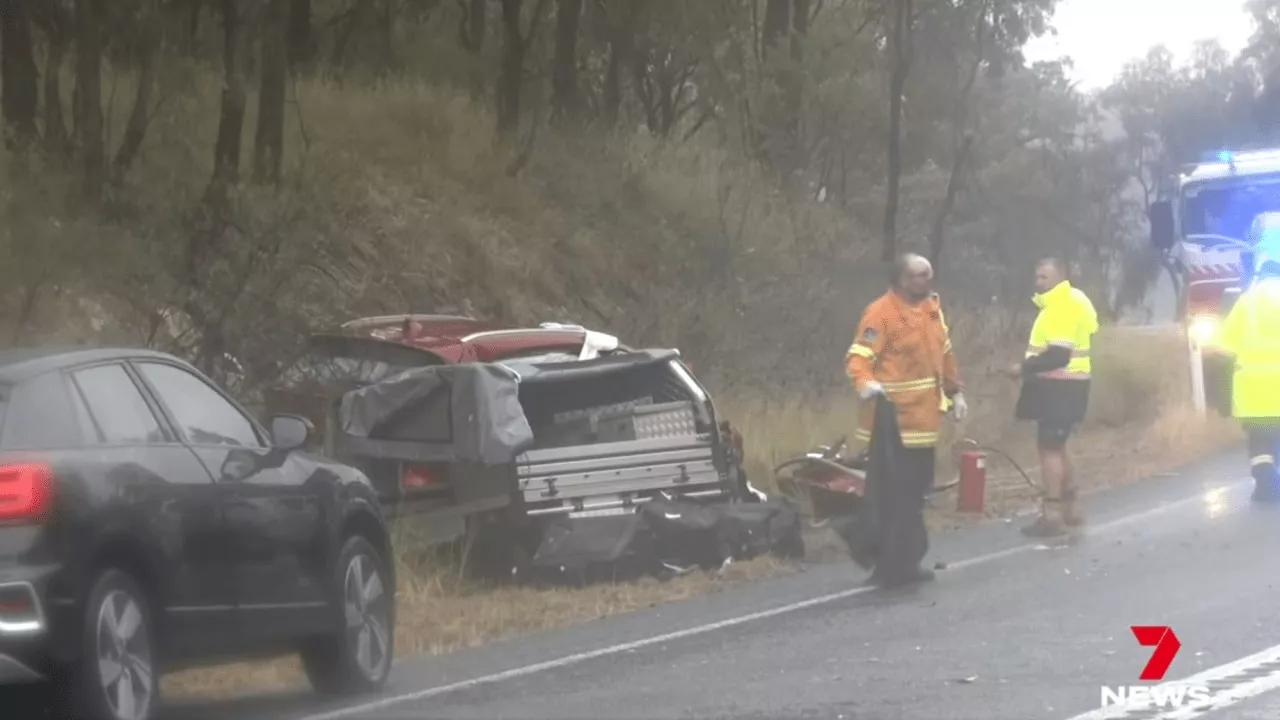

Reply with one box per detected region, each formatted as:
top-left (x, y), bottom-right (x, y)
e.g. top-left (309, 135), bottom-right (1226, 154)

top-left (1218, 149), bottom-right (1235, 164)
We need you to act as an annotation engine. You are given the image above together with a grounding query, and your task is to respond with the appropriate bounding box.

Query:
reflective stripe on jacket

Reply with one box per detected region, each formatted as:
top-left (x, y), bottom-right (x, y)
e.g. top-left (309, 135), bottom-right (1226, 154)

top-left (1025, 280), bottom-right (1098, 380)
top-left (1218, 277), bottom-right (1280, 419)
top-left (846, 290), bottom-right (962, 449)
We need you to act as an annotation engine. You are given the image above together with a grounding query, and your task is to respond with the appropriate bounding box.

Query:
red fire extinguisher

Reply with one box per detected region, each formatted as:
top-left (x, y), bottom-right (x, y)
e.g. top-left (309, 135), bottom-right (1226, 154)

top-left (957, 449), bottom-right (987, 514)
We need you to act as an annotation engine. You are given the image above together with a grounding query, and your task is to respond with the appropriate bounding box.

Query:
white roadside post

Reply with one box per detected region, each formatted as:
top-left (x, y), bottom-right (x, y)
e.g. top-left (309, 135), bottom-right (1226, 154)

top-left (1188, 329), bottom-right (1207, 418)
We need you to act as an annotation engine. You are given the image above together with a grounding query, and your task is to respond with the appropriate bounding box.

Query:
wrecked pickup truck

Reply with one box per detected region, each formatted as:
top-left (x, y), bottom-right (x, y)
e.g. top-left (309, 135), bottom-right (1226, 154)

top-left (265, 315), bottom-right (760, 572)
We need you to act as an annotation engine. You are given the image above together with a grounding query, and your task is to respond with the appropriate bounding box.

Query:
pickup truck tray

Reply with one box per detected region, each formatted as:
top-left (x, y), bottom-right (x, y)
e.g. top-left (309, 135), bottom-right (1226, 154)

top-left (517, 434), bottom-right (723, 511)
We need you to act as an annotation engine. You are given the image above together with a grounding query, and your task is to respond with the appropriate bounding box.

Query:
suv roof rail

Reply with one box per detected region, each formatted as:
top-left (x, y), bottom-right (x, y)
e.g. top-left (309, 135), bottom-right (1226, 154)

top-left (460, 327), bottom-right (587, 342)
top-left (341, 314), bottom-right (476, 329)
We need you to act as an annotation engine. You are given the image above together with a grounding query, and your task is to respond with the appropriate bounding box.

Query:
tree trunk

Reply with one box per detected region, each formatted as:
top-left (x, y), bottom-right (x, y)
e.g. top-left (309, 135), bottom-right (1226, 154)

top-left (759, 0), bottom-right (808, 178)
top-left (785, 0), bottom-right (808, 176)
top-left (254, 0), bottom-right (289, 184)
top-left (880, 0), bottom-right (912, 263)
top-left (551, 0), bottom-right (582, 123)
top-left (497, 0), bottom-right (527, 136)
top-left (43, 37), bottom-right (68, 156)
top-left (790, 2), bottom-right (808, 64)
top-left (188, 0), bottom-right (206, 51)
top-left (1, 0), bottom-right (40, 149)
top-left (113, 15), bottom-right (161, 184)
top-left (31, 2), bottom-right (71, 157)
top-left (73, 0), bottom-right (106, 200)
top-left (927, 134), bottom-right (974, 269)
top-left (602, 0), bottom-right (638, 129)
top-left (459, 0), bottom-right (486, 52)
top-left (206, 0), bottom-right (254, 209)
top-left (926, 2), bottom-right (986, 272)
top-left (760, 0), bottom-right (790, 60)
top-left (288, 0), bottom-right (312, 66)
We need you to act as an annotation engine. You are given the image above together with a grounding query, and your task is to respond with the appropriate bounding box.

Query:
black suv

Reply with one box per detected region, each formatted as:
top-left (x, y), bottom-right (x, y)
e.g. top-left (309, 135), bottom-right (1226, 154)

top-left (0, 349), bottom-right (395, 720)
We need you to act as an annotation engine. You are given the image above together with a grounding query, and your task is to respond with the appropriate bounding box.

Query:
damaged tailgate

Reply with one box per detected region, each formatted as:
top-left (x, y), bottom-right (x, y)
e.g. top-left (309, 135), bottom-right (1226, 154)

top-left (502, 350), bottom-right (730, 516)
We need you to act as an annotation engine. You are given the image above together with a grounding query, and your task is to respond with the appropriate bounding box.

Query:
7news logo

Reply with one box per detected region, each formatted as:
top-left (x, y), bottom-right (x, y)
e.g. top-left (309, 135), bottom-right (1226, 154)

top-left (1099, 626), bottom-right (1211, 709)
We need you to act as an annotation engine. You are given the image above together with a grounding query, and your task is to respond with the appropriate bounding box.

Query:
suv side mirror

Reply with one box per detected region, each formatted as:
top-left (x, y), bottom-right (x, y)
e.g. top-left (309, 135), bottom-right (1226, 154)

top-left (270, 414), bottom-right (313, 451)
top-left (1149, 200), bottom-right (1174, 250)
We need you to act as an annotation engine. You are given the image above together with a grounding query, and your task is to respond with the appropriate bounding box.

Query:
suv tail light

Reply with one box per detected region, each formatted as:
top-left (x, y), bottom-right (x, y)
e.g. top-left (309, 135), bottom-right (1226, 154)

top-left (0, 463), bottom-right (55, 523)
top-left (401, 464), bottom-right (443, 493)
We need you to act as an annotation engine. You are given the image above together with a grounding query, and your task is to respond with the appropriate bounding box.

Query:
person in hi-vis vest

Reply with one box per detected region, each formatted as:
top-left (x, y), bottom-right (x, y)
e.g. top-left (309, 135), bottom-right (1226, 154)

top-left (1218, 259), bottom-right (1280, 503)
top-left (1002, 257), bottom-right (1098, 537)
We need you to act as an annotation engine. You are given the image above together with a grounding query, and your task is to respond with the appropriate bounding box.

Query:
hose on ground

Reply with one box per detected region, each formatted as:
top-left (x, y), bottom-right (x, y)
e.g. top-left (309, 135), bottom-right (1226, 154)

top-left (955, 437), bottom-right (1041, 493)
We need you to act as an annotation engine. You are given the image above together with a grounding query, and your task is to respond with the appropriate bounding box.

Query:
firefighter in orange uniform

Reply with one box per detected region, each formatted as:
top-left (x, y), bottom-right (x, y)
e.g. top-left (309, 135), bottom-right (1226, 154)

top-left (846, 253), bottom-right (967, 586)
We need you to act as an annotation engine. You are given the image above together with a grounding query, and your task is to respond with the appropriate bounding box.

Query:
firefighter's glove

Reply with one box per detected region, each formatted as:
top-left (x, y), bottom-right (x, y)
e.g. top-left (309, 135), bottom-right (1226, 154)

top-left (858, 381), bottom-right (885, 400)
top-left (951, 393), bottom-right (969, 422)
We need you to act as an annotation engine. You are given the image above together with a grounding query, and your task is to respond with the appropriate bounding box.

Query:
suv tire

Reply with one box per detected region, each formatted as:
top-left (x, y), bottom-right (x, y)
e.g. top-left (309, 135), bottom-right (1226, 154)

top-left (59, 569), bottom-right (159, 720)
top-left (301, 534), bottom-right (395, 696)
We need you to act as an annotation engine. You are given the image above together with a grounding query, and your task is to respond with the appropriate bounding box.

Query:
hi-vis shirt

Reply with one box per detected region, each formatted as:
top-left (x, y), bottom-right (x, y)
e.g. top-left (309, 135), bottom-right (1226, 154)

top-left (1025, 280), bottom-right (1098, 380)
top-left (1014, 279), bottom-right (1098, 424)
top-left (846, 290), bottom-right (962, 449)
top-left (1218, 276), bottom-right (1280, 419)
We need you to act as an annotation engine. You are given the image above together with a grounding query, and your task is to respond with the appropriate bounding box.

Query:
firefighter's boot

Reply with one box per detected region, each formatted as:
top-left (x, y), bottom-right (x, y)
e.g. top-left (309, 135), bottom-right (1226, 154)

top-left (870, 564), bottom-right (936, 588)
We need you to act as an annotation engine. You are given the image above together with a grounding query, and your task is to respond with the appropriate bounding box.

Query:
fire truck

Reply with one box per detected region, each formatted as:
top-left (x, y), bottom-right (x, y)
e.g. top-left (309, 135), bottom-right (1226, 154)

top-left (1149, 148), bottom-right (1280, 414)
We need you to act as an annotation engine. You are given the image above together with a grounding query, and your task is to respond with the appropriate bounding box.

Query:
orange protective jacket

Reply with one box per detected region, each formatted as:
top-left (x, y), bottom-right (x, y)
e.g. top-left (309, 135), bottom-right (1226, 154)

top-left (845, 290), bottom-right (963, 449)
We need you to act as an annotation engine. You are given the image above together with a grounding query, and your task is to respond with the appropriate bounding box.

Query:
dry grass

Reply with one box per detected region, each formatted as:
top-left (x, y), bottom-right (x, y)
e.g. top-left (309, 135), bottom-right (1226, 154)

top-left (163, 554), bottom-right (794, 700)
top-left (164, 325), bottom-right (1242, 701)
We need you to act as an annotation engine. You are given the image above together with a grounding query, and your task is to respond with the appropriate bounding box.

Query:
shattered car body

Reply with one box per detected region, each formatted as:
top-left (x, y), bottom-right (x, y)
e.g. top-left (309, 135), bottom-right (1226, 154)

top-left (265, 315), bottom-right (759, 569)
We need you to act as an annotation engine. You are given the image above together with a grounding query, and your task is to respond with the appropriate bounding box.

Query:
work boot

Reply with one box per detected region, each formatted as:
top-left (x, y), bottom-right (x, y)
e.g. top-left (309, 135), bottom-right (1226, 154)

top-left (1021, 496), bottom-right (1069, 537)
top-left (1020, 515), bottom-right (1069, 537)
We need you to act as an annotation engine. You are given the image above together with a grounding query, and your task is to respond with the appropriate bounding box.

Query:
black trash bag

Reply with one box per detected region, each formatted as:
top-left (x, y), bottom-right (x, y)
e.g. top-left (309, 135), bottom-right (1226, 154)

top-left (829, 514), bottom-right (872, 569)
top-left (640, 499), bottom-right (734, 570)
top-left (716, 500), bottom-right (805, 561)
top-left (841, 395), bottom-right (900, 570)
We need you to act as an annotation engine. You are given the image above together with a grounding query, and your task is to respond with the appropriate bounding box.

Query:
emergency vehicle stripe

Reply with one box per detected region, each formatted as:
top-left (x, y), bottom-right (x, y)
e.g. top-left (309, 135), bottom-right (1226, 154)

top-left (1252, 454), bottom-right (1275, 467)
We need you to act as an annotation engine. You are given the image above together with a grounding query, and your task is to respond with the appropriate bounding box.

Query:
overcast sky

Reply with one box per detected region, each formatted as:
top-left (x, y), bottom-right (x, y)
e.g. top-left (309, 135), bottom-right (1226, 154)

top-left (1022, 0), bottom-right (1255, 90)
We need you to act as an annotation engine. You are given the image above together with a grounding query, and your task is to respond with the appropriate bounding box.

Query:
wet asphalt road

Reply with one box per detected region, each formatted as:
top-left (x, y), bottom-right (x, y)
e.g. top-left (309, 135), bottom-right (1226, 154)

top-left (166, 447), bottom-right (1280, 720)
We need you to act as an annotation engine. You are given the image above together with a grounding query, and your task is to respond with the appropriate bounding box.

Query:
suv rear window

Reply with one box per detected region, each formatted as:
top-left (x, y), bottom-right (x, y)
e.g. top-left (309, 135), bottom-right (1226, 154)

top-left (1, 374), bottom-right (84, 450)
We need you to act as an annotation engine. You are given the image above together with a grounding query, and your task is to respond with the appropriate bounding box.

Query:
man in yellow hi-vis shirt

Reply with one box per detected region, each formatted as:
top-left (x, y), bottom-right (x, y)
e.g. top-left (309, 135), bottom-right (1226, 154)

top-left (1003, 258), bottom-right (1098, 537)
top-left (1217, 259), bottom-right (1280, 503)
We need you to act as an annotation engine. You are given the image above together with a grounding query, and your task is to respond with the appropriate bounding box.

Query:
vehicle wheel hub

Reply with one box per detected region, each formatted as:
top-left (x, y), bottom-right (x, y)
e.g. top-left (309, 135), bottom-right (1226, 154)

top-left (96, 590), bottom-right (153, 720)
top-left (344, 553), bottom-right (390, 680)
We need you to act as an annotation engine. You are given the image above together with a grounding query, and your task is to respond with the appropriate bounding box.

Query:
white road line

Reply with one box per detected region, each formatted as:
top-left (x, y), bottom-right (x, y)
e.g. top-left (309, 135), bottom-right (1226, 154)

top-left (298, 480), bottom-right (1241, 720)
top-left (1064, 643), bottom-right (1280, 719)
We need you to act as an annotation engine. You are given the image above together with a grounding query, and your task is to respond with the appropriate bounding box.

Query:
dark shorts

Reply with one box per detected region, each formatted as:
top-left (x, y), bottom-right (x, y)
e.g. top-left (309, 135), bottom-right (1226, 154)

top-left (1037, 419), bottom-right (1076, 449)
